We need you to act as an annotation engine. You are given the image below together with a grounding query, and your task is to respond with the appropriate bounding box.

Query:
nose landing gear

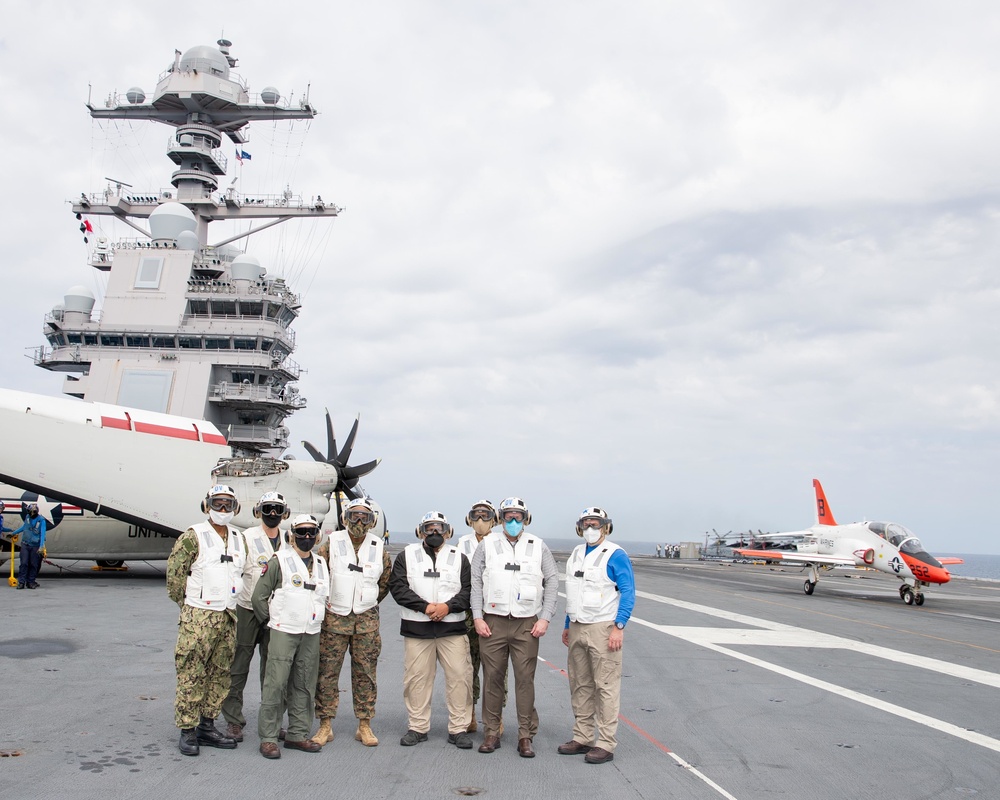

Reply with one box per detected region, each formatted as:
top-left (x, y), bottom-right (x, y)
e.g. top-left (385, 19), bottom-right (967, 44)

top-left (899, 585), bottom-right (924, 606)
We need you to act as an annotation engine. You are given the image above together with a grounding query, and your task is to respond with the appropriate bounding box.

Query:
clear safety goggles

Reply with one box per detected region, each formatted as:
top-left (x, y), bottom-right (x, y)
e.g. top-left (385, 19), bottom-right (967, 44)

top-left (347, 509), bottom-right (375, 524)
top-left (469, 508), bottom-right (494, 521)
top-left (209, 496), bottom-right (236, 512)
top-left (578, 517), bottom-right (606, 530)
top-left (501, 510), bottom-right (526, 522)
top-left (421, 523), bottom-right (445, 535)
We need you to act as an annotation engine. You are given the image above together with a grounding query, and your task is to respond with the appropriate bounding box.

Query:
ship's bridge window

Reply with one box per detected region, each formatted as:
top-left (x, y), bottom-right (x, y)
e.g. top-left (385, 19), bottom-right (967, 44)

top-left (231, 372), bottom-right (255, 383)
top-left (152, 335), bottom-right (176, 347)
top-left (234, 338), bottom-right (257, 351)
top-left (240, 301), bottom-right (263, 317)
top-left (205, 337), bottom-right (231, 350)
top-left (134, 256), bottom-right (164, 289)
top-left (127, 335), bottom-right (150, 348)
top-left (84, 334), bottom-right (98, 346)
top-left (101, 334), bottom-right (124, 347)
top-left (179, 337), bottom-right (202, 349)
top-left (188, 299), bottom-right (209, 315)
top-left (260, 340), bottom-right (273, 352)
top-left (67, 333), bottom-right (82, 345)
top-left (211, 300), bottom-right (238, 316)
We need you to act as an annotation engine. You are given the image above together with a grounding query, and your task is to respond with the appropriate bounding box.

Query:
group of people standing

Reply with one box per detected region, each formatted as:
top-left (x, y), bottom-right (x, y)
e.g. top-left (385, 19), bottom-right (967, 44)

top-left (167, 489), bottom-right (635, 765)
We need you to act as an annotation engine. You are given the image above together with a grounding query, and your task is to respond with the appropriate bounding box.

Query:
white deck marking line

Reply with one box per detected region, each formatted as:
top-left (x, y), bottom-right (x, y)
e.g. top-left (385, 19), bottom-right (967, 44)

top-left (631, 591), bottom-right (1000, 754)
top-left (635, 589), bottom-right (1000, 688)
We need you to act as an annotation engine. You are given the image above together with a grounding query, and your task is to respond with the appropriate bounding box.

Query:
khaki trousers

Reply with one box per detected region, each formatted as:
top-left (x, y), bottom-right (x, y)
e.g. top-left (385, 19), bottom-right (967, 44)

top-left (402, 635), bottom-right (472, 735)
top-left (566, 620), bottom-right (622, 751)
top-left (480, 614), bottom-right (539, 740)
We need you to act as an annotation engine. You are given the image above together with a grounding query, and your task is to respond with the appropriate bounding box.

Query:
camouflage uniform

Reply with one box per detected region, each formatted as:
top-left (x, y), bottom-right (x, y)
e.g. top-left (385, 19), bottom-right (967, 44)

top-left (167, 529), bottom-right (238, 729)
top-left (314, 539), bottom-right (392, 720)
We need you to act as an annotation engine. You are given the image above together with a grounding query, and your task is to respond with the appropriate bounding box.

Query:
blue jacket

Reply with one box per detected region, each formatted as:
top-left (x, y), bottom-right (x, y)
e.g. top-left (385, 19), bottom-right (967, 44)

top-left (13, 515), bottom-right (47, 549)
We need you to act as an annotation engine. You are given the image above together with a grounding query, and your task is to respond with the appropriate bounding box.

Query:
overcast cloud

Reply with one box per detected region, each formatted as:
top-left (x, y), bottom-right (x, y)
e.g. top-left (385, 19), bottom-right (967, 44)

top-left (2, 2), bottom-right (999, 553)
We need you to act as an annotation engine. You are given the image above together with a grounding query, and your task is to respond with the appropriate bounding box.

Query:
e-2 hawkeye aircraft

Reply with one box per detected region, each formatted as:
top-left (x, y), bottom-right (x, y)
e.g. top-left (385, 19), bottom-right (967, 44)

top-left (734, 479), bottom-right (963, 606)
top-left (0, 388), bottom-right (382, 567)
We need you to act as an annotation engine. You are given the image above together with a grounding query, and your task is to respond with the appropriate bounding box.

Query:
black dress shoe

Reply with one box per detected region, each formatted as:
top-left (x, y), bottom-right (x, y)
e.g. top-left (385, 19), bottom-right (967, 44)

top-left (196, 718), bottom-right (237, 749)
top-left (178, 728), bottom-right (199, 756)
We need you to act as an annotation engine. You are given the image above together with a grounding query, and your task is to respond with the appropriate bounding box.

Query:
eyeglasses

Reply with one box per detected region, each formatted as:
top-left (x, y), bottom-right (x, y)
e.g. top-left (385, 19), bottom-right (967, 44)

top-left (261, 504), bottom-right (285, 516)
top-left (348, 509), bottom-right (375, 524)
top-left (502, 510), bottom-right (525, 522)
top-left (579, 518), bottom-right (604, 529)
top-left (469, 509), bottom-right (494, 521)
top-left (209, 497), bottom-right (236, 512)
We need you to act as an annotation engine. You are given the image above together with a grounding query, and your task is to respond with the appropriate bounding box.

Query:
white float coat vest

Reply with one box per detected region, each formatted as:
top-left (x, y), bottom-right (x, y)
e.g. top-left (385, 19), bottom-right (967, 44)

top-left (565, 541), bottom-right (622, 624)
top-left (326, 528), bottom-right (385, 616)
top-left (184, 522), bottom-right (246, 611)
top-left (237, 525), bottom-right (287, 609)
top-left (267, 550), bottom-right (329, 635)
top-left (398, 543), bottom-right (465, 623)
top-left (457, 532), bottom-right (488, 561)
top-left (481, 532), bottom-right (544, 618)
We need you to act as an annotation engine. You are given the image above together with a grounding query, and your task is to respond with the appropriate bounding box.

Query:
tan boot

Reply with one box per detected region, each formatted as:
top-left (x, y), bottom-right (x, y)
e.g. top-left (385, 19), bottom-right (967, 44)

top-left (467, 709), bottom-right (478, 733)
top-left (355, 719), bottom-right (378, 747)
top-left (311, 718), bottom-right (334, 745)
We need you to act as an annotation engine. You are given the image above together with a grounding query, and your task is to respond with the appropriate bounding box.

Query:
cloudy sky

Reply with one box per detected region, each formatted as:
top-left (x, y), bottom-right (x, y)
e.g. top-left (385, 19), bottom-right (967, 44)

top-left (3, 2), bottom-right (999, 553)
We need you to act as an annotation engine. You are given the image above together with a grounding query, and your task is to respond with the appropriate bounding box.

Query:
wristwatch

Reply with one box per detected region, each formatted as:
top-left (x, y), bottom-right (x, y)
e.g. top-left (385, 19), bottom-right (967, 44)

top-left (615, 622), bottom-right (625, 630)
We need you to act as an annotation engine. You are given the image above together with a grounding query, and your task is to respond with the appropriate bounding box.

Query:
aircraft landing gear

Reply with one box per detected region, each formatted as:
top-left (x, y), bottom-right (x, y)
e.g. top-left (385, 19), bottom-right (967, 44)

top-left (803, 580), bottom-right (816, 595)
top-left (899, 584), bottom-right (924, 606)
top-left (96, 559), bottom-right (125, 569)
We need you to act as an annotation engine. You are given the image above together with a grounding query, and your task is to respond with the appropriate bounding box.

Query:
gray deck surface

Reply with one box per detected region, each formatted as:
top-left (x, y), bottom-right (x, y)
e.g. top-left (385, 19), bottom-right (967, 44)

top-left (2, 551), bottom-right (998, 799)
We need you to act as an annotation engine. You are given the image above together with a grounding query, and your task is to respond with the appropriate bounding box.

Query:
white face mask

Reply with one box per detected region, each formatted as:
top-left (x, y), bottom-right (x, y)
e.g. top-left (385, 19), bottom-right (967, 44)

top-left (582, 527), bottom-right (604, 545)
top-left (209, 509), bottom-right (235, 527)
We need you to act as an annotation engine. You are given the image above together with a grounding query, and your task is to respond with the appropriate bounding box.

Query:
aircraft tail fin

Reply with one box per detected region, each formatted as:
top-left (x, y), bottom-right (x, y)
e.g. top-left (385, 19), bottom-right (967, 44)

top-left (813, 479), bottom-right (837, 526)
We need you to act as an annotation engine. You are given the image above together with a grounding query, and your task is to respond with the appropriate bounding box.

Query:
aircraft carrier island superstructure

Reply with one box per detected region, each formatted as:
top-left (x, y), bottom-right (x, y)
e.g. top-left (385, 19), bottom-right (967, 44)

top-left (34, 40), bottom-right (339, 456)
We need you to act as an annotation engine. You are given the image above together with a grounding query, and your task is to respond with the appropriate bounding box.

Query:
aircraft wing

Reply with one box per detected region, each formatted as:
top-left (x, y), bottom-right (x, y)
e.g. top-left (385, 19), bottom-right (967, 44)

top-left (734, 548), bottom-right (857, 567)
top-left (0, 388), bottom-right (229, 535)
top-left (937, 557), bottom-right (965, 565)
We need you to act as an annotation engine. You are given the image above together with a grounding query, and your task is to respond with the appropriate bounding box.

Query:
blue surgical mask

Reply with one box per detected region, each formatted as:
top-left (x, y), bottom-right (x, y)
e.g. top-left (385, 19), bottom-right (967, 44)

top-left (504, 519), bottom-right (524, 537)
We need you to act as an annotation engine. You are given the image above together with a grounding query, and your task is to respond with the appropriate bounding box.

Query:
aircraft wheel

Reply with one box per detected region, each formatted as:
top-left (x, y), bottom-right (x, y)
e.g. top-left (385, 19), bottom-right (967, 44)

top-left (803, 580), bottom-right (815, 595)
top-left (96, 559), bottom-right (125, 569)
top-left (898, 584), bottom-right (908, 599)
top-left (915, 593), bottom-right (925, 606)
top-left (901, 588), bottom-right (915, 605)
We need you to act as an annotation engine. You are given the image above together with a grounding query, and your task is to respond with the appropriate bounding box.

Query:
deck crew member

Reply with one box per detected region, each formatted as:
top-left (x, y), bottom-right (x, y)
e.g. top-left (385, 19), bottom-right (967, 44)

top-left (389, 511), bottom-right (474, 749)
top-left (312, 497), bottom-right (391, 748)
top-left (10, 502), bottom-right (47, 590)
top-left (456, 500), bottom-right (503, 734)
top-left (252, 514), bottom-right (329, 759)
top-left (472, 496), bottom-right (558, 758)
top-left (166, 484), bottom-right (246, 756)
top-left (558, 507), bottom-right (635, 765)
top-left (221, 491), bottom-right (290, 741)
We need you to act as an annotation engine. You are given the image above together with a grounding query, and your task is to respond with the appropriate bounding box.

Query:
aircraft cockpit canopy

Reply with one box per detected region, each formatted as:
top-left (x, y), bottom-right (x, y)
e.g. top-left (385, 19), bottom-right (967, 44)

top-left (868, 522), bottom-right (925, 554)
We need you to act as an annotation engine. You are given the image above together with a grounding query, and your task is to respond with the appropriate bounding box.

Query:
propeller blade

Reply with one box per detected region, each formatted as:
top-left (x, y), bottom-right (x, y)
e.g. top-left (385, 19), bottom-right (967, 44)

top-left (302, 440), bottom-right (326, 463)
top-left (340, 458), bottom-right (381, 482)
top-left (324, 409), bottom-right (339, 463)
top-left (337, 415), bottom-right (360, 465)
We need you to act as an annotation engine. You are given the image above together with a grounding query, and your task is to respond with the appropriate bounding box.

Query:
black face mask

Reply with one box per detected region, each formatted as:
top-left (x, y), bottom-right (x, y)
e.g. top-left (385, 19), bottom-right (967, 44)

top-left (262, 513), bottom-right (284, 529)
top-left (29, 510), bottom-right (38, 518)
top-left (294, 535), bottom-right (317, 553)
top-left (424, 533), bottom-right (445, 550)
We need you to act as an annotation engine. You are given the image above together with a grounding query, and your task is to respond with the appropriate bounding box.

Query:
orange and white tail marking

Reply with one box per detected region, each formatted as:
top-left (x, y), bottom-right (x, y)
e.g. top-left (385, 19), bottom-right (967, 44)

top-left (813, 478), bottom-right (838, 526)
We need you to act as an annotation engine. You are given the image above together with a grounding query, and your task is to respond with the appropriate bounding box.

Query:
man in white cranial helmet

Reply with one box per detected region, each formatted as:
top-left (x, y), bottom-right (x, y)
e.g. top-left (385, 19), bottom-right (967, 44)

top-left (389, 511), bottom-right (474, 750)
top-left (557, 507), bottom-right (635, 765)
top-left (252, 513), bottom-right (330, 759)
top-left (311, 497), bottom-right (391, 748)
top-left (221, 491), bottom-right (291, 742)
top-left (471, 496), bottom-right (559, 759)
top-left (166, 484), bottom-right (247, 757)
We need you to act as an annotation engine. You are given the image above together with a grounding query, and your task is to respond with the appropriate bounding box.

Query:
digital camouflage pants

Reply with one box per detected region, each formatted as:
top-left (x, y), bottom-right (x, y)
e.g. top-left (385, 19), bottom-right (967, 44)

top-left (174, 605), bottom-right (236, 729)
